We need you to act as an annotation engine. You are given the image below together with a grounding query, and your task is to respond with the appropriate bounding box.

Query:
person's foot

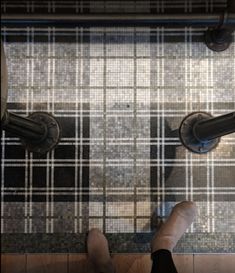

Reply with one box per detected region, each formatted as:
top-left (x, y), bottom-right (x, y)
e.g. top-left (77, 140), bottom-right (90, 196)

top-left (151, 201), bottom-right (197, 253)
top-left (87, 228), bottom-right (115, 273)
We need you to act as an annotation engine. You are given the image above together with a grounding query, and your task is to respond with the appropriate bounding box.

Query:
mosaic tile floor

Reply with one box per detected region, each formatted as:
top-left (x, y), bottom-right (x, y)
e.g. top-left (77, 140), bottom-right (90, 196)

top-left (1, 0), bottom-right (235, 254)
top-left (1, 26), bottom-right (235, 253)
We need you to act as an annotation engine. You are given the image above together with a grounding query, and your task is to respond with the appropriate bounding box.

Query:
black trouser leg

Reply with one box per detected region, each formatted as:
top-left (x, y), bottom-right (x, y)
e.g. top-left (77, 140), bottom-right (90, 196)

top-left (151, 249), bottom-right (178, 273)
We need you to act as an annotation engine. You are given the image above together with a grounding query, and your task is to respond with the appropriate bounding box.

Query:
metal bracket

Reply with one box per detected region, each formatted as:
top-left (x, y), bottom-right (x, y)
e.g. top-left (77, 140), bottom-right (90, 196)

top-left (2, 111), bottom-right (61, 154)
top-left (21, 112), bottom-right (61, 154)
top-left (179, 112), bottom-right (220, 154)
top-left (205, 10), bottom-right (234, 51)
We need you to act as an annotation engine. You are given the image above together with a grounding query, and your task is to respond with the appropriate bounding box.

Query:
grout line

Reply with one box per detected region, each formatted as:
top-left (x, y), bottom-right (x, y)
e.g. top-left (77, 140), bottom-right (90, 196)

top-left (24, 27), bottom-right (30, 234)
top-left (133, 27), bottom-right (137, 233)
top-left (74, 26), bottom-right (79, 234)
top-left (50, 27), bottom-right (55, 234)
top-left (79, 26), bottom-right (84, 233)
top-left (46, 27), bottom-right (51, 234)
top-left (206, 44), bottom-right (211, 233)
top-left (210, 39), bottom-right (215, 233)
top-left (185, 27), bottom-right (189, 204)
top-left (161, 26), bottom-right (165, 217)
top-left (189, 27), bottom-right (194, 233)
top-left (102, 29), bottom-right (107, 233)
top-left (7, 54), bottom-right (235, 60)
top-left (28, 27), bottom-right (34, 234)
top-left (157, 26), bottom-right (161, 215)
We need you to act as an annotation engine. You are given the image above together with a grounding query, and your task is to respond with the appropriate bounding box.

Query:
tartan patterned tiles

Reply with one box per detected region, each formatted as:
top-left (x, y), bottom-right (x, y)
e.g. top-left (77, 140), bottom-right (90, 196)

top-left (1, 0), bottom-right (228, 14)
top-left (1, 2), bottom-right (235, 253)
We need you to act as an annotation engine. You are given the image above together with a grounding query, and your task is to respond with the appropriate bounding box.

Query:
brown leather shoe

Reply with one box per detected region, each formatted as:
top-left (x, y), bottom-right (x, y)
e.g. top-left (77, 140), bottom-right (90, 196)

top-left (151, 201), bottom-right (197, 252)
top-left (87, 228), bottom-right (115, 273)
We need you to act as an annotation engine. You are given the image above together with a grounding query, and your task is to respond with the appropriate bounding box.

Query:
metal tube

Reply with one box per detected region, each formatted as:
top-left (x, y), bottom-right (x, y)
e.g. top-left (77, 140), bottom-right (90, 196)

top-left (1, 13), bottom-right (235, 28)
top-left (193, 112), bottom-right (235, 142)
top-left (228, 0), bottom-right (235, 12)
top-left (2, 112), bottom-right (47, 141)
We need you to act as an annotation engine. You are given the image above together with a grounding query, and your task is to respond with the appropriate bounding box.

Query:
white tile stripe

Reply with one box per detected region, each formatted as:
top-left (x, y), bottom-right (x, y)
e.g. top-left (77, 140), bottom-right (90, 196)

top-left (79, 27), bottom-right (84, 233)
top-left (50, 27), bottom-right (56, 233)
top-left (2, 138), bottom-right (235, 143)
top-left (24, 27), bottom-right (30, 233)
top-left (29, 28), bottom-right (34, 233)
top-left (210, 40), bottom-right (215, 233)
top-left (46, 28), bottom-right (51, 233)
top-left (189, 27), bottom-right (194, 233)
top-left (3, 186), bottom-right (235, 191)
top-left (102, 29), bottom-right (107, 232)
top-left (133, 28), bottom-right (137, 232)
top-left (206, 44), bottom-right (211, 233)
top-left (1, 131), bottom-right (5, 233)
top-left (185, 27), bottom-right (189, 204)
top-left (2, 136), bottom-right (235, 141)
top-left (161, 27), bottom-right (166, 217)
top-left (2, 191), bottom-right (235, 196)
top-left (2, 142), bottom-right (235, 146)
top-left (74, 27), bottom-right (79, 233)
top-left (2, 158), bottom-right (235, 162)
top-left (2, 163), bottom-right (235, 167)
top-left (157, 27), bottom-right (161, 216)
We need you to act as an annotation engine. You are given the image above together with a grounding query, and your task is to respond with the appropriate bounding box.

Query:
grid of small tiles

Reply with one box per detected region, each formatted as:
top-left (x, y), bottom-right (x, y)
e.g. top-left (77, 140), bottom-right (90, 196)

top-left (1, 1), bottom-right (235, 253)
top-left (1, 26), bottom-right (235, 253)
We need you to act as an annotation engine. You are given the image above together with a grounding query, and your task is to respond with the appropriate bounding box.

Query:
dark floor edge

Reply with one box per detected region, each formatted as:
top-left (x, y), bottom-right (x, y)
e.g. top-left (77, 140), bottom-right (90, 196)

top-left (1, 233), bottom-right (235, 253)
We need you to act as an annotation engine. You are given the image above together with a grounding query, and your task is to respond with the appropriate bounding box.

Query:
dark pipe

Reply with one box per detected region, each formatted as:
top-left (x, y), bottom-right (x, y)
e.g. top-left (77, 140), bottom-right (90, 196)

top-left (2, 111), bottom-right (47, 142)
top-left (228, 0), bottom-right (235, 12)
top-left (1, 13), bottom-right (235, 28)
top-left (193, 112), bottom-right (235, 142)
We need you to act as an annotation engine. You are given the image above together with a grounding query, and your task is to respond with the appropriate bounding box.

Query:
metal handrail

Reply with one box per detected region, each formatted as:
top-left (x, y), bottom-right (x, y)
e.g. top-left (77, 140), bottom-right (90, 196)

top-left (1, 13), bottom-right (235, 28)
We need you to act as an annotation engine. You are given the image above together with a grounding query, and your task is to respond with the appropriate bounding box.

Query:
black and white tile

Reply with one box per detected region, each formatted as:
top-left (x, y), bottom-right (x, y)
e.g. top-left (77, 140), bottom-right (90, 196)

top-left (1, 0), bottom-right (235, 253)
